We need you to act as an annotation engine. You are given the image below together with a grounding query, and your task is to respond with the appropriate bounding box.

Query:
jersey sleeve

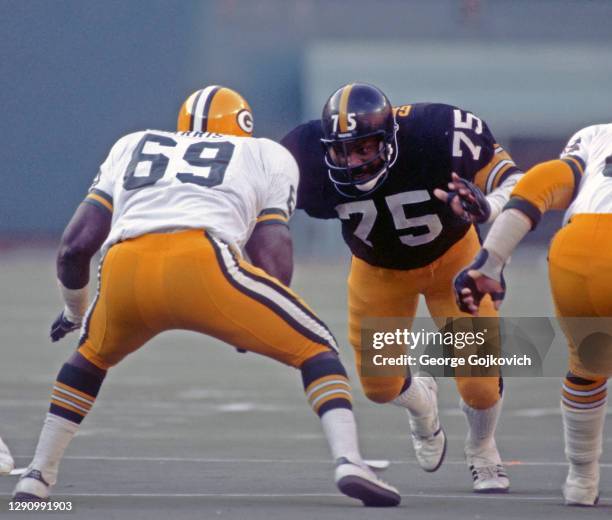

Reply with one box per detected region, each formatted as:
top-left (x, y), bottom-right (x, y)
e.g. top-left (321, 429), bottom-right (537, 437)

top-left (504, 160), bottom-right (580, 229)
top-left (559, 126), bottom-right (592, 176)
top-left (83, 132), bottom-right (139, 214)
top-left (504, 126), bottom-right (591, 227)
top-left (445, 107), bottom-right (521, 194)
top-left (255, 138), bottom-right (299, 227)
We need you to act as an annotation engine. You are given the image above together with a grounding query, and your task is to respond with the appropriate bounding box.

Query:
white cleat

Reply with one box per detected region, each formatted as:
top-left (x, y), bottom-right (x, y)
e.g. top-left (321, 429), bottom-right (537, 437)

top-left (563, 466), bottom-right (599, 506)
top-left (0, 437), bottom-right (14, 475)
top-left (466, 444), bottom-right (509, 493)
top-left (335, 457), bottom-right (401, 507)
top-left (12, 469), bottom-right (50, 501)
top-left (408, 376), bottom-right (447, 472)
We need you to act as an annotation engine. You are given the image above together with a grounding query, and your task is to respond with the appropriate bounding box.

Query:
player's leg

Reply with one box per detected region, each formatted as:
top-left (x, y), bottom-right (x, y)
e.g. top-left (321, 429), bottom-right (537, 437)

top-left (425, 227), bottom-right (508, 492)
top-left (13, 353), bottom-right (106, 500)
top-left (14, 237), bottom-right (164, 500)
top-left (549, 216), bottom-right (612, 506)
top-left (560, 372), bottom-right (606, 506)
top-left (195, 233), bottom-right (400, 506)
top-left (0, 436), bottom-right (14, 475)
top-left (348, 255), bottom-right (446, 472)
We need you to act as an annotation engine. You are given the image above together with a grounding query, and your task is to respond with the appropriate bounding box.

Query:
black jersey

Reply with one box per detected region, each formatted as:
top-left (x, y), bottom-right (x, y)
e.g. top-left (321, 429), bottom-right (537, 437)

top-left (282, 103), bottom-right (520, 270)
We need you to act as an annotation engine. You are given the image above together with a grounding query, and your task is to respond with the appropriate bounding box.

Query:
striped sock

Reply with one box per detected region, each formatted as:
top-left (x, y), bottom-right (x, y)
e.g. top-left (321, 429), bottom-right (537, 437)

top-left (562, 372), bottom-right (607, 482)
top-left (49, 363), bottom-right (105, 424)
top-left (301, 352), bottom-right (362, 464)
top-left (25, 362), bottom-right (106, 485)
top-left (301, 352), bottom-right (352, 417)
top-left (562, 373), bottom-right (607, 410)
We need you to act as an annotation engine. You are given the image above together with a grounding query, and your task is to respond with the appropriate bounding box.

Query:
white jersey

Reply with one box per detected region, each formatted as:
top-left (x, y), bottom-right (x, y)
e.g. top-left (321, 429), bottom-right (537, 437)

top-left (561, 123), bottom-right (612, 222)
top-left (87, 130), bottom-right (298, 253)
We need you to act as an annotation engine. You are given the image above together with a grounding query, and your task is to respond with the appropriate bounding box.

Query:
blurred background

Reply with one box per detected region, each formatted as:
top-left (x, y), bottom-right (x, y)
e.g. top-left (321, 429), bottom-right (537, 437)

top-left (1, 6), bottom-right (611, 514)
top-left (2, 0), bottom-right (612, 256)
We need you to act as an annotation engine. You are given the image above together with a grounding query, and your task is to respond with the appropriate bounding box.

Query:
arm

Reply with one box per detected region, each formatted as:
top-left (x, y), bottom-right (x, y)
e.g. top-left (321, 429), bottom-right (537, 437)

top-left (434, 170), bottom-right (523, 224)
top-left (245, 222), bottom-right (293, 286)
top-left (433, 107), bottom-right (523, 223)
top-left (51, 202), bottom-right (111, 341)
top-left (58, 202), bottom-right (112, 289)
top-left (454, 158), bottom-right (583, 315)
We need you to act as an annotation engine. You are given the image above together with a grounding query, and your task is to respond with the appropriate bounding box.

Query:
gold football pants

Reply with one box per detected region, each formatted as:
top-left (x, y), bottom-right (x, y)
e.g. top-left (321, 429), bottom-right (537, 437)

top-left (348, 227), bottom-right (500, 408)
top-left (78, 230), bottom-right (336, 370)
top-left (549, 214), bottom-right (612, 379)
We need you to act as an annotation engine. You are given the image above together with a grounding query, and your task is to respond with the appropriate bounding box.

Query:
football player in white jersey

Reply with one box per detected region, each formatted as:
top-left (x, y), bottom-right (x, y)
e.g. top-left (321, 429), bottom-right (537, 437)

top-left (454, 123), bottom-right (612, 506)
top-left (12, 86), bottom-right (400, 507)
top-left (0, 436), bottom-right (14, 474)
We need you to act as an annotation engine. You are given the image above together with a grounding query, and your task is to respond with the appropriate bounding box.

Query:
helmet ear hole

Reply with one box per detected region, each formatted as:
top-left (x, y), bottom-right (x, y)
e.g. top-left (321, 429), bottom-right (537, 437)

top-left (177, 86), bottom-right (253, 137)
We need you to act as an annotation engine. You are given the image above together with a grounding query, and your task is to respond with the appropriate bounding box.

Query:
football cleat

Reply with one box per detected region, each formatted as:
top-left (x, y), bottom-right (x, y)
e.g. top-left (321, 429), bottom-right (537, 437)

top-left (563, 466), bottom-right (599, 506)
top-left (0, 437), bottom-right (14, 475)
top-left (12, 469), bottom-right (50, 501)
top-left (408, 375), bottom-right (447, 472)
top-left (335, 457), bottom-right (401, 507)
top-left (177, 85), bottom-right (253, 137)
top-left (466, 444), bottom-right (509, 493)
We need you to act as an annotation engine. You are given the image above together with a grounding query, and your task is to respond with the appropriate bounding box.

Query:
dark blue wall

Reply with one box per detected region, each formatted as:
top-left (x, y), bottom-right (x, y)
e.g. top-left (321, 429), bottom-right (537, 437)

top-left (3, 0), bottom-right (612, 238)
top-left (1, 1), bottom-right (207, 235)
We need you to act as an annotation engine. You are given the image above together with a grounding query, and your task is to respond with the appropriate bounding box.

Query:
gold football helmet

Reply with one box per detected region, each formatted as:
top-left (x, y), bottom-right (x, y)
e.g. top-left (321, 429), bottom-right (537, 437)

top-left (177, 86), bottom-right (253, 136)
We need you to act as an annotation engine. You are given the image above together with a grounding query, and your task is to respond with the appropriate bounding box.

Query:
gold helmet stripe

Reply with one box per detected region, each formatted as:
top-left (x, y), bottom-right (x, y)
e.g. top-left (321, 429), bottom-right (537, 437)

top-left (338, 83), bottom-right (353, 133)
top-left (191, 85), bottom-right (220, 131)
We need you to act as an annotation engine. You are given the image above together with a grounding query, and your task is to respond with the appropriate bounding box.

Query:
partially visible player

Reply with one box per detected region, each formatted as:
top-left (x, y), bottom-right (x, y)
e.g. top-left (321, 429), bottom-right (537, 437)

top-left (454, 123), bottom-right (612, 506)
top-left (282, 83), bottom-right (523, 492)
top-left (12, 86), bottom-right (400, 507)
top-left (0, 436), bottom-right (14, 474)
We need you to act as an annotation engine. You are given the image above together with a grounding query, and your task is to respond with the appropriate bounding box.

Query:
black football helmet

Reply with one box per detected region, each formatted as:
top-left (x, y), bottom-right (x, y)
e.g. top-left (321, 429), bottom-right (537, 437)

top-left (321, 83), bottom-right (398, 197)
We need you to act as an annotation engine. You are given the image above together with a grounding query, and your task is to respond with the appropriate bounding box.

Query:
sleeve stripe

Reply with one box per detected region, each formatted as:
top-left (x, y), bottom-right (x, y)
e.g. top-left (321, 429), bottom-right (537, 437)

top-left (496, 166), bottom-right (523, 187)
top-left (83, 197), bottom-right (113, 213)
top-left (474, 148), bottom-right (517, 194)
top-left (258, 208), bottom-right (288, 218)
top-left (486, 159), bottom-right (514, 193)
top-left (564, 154), bottom-right (586, 172)
top-left (256, 214), bottom-right (289, 224)
top-left (561, 157), bottom-right (584, 202)
top-left (84, 193), bottom-right (113, 212)
top-left (90, 188), bottom-right (113, 205)
top-left (504, 197), bottom-right (542, 229)
top-left (254, 219), bottom-right (290, 229)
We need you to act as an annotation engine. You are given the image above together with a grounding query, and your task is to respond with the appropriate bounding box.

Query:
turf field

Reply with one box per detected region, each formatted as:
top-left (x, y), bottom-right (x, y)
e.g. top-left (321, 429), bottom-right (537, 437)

top-left (0, 244), bottom-right (610, 519)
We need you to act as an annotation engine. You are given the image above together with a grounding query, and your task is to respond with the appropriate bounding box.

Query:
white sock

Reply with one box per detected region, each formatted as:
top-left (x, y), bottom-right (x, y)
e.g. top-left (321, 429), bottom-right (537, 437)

top-left (391, 377), bottom-right (431, 416)
top-left (461, 396), bottom-right (503, 456)
top-left (562, 402), bottom-right (606, 481)
top-left (320, 408), bottom-right (363, 465)
top-left (28, 413), bottom-right (80, 485)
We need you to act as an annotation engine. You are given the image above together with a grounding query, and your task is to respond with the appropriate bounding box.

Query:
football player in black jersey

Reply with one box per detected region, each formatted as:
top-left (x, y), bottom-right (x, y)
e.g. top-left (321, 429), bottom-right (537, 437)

top-left (282, 83), bottom-right (523, 492)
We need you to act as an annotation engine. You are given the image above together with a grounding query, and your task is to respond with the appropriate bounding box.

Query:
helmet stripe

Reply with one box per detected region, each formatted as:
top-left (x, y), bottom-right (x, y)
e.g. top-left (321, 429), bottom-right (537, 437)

top-left (192, 85), bottom-right (220, 132)
top-left (338, 83), bottom-right (353, 133)
top-left (184, 91), bottom-right (200, 131)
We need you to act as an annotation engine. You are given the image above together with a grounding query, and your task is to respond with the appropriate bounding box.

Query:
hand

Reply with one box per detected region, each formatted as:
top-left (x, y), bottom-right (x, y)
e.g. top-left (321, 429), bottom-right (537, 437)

top-left (434, 173), bottom-right (491, 223)
top-left (50, 311), bottom-right (81, 342)
top-left (453, 250), bottom-right (506, 316)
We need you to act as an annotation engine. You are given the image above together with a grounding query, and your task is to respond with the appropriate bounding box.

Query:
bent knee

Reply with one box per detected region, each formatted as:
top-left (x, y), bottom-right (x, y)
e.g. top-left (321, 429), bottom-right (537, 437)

top-left (360, 376), bottom-right (404, 404)
top-left (456, 377), bottom-right (501, 410)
